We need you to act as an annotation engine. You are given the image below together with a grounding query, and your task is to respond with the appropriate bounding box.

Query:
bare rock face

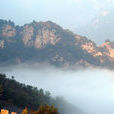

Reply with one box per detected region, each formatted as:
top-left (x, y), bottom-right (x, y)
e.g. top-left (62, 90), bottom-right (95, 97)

top-left (21, 21), bottom-right (61, 48)
top-left (100, 41), bottom-right (114, 58)
top-left (0, 40), bottom-right (4, 48)
top-left (75, 35), bottom-right (103, 57)
top-left (35, 28), bottom-right (60, 48)
top-left (81, 42), bottom-right (102, 57)
top-left (2, 25), bottom-right (16, 38)
top-left (22, 25), bottom-right (34, 46)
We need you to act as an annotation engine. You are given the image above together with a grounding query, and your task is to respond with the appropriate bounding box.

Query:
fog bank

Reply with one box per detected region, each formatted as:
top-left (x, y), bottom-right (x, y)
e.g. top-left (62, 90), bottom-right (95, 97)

top-left (1, 66), bottom-right (114, 114)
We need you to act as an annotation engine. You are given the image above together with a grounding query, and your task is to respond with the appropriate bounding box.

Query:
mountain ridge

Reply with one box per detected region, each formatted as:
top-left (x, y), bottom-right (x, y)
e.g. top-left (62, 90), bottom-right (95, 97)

top-left (0, 19), bottom-right (114, 69)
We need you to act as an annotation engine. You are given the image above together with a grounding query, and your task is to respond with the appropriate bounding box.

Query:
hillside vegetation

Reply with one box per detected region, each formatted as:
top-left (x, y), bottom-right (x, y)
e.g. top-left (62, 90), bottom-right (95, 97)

top-left (0, 73), bottom-right (82, 114)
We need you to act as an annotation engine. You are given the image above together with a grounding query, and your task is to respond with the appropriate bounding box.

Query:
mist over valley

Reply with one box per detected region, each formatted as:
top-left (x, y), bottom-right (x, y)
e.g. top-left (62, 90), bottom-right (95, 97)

top-left (1, 65), bottom-right (114, 114)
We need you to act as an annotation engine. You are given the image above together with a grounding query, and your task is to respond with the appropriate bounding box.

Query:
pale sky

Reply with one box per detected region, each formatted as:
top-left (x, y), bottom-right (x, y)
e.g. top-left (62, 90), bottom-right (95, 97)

top-left (0, 0), bottom-right (114, 43)
top-left (0, 0), bottom-right (113, 26)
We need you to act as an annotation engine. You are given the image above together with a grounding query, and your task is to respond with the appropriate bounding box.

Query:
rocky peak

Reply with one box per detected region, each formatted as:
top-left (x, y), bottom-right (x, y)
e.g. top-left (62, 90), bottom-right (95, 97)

top-left (74, 35), bottom-right (102, 57)
top-left (2, 24), bottom-right (16, 38)
top-left (0, 20), bottom-right (16, 38)
top-left (21, 24), bottom-right (34, 46)
top-left (21, 21), bottom-right (63, 48)
top-left (100, 41), bottom-right (114, 58)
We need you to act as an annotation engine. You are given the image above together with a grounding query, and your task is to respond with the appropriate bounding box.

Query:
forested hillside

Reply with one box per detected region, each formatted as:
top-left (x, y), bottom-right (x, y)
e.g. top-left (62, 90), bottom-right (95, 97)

top-left (0, 73), bottom-right (82, 114)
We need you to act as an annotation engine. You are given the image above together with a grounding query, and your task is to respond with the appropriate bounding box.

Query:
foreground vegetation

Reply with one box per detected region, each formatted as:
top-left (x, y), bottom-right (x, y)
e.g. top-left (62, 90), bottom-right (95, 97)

top-left (0, 105), bottom-right (58, 114)
top-left (21, 105), bottom-right (58, 114)
top-left (0, 73), bottom-right (80, 114)
top-left (0, 73), bottom-right (54, 110)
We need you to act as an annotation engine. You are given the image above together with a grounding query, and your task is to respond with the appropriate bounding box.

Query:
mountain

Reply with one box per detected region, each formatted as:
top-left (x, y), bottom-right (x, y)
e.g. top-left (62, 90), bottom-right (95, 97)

top-left (0, 19), bottom-right (114, 69)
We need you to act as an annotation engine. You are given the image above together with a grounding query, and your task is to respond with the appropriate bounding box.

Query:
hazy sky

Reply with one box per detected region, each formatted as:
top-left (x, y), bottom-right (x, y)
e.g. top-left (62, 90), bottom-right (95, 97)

top-left (0, 0), bottom-right (114, 26)
top-left (0, 0), bottom-right (114, 43)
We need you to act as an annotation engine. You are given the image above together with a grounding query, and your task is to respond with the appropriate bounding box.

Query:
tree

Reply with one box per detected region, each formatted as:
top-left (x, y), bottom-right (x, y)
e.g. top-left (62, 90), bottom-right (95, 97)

top-left (0, 85), bottom-right (3, 97)
top-left (38, 105), bottom-right (58, 114)
top-left (105, 39), bottom-right (110, 43)
top-left (0, 85), bottom-right (3, 109)
top-left (21, 107), bottom-right (28, 114)
top-left (11, 76), bottom-right (15, 80)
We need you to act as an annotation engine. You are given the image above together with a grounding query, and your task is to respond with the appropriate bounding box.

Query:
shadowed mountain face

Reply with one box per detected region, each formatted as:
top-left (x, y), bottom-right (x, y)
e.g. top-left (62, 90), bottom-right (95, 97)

top-left (0, 19), bottom-right (114, 69)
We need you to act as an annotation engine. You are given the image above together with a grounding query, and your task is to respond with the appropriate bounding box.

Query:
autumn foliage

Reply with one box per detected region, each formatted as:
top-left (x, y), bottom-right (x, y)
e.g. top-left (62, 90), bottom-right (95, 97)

top-left (21, 105), bottom-right (58, 114)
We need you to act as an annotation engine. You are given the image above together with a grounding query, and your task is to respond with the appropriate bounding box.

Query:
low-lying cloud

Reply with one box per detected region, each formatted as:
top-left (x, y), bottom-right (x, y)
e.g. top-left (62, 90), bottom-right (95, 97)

top-left (1, 65), bottom-right (114, 114)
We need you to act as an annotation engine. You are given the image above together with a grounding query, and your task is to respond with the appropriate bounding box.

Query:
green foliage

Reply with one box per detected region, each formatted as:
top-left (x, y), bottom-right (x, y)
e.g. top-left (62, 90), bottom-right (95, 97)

top-left (0, 84), bottom-right (3, 97)
top-left (0, 73), bottom-right (52, 110)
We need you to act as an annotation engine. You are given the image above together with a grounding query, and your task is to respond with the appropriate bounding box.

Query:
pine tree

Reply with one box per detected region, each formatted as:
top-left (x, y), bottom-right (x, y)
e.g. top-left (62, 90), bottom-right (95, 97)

top-left (0, 85), bottom-right (3, 97)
